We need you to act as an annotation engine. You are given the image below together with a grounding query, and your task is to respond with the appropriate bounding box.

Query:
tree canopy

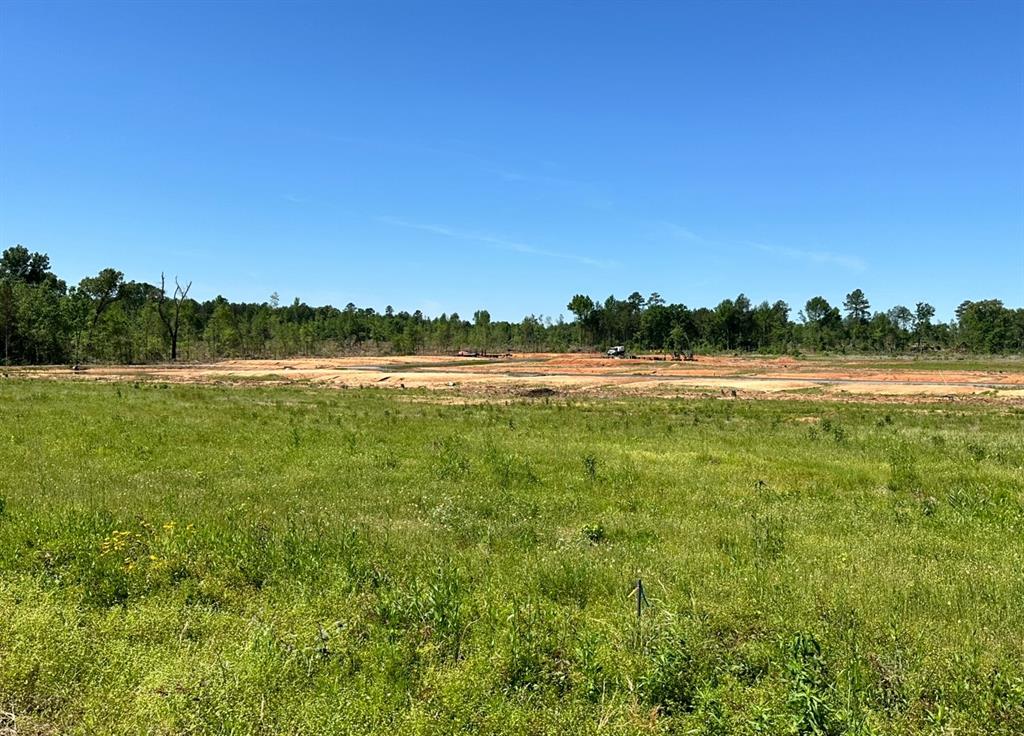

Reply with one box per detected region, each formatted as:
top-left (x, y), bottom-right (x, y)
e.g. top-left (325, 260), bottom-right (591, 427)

top-left (1, 246), bottom-right (1022, 364)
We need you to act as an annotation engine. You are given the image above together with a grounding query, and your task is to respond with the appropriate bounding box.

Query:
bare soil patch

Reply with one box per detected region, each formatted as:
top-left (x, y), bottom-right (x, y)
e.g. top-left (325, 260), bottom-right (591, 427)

top-left (9, 353), bottom-right (1024, 405)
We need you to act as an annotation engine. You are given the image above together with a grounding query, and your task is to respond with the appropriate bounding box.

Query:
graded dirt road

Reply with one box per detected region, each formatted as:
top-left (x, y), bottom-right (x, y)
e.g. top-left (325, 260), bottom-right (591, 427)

top-left (10, 353), bottom-right (1024, 404)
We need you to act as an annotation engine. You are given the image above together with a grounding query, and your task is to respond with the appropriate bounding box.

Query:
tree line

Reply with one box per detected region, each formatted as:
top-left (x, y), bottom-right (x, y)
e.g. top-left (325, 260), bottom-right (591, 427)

top-left (1, 245), bottom-right (1021, 365)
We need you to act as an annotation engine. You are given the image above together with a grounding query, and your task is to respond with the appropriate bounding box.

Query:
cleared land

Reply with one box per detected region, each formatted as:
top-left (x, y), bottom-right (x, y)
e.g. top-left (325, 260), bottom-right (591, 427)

top-left (0, 375), bottom-right (1022, 734)
top-left (12, 353), bottom-right (1024, 403)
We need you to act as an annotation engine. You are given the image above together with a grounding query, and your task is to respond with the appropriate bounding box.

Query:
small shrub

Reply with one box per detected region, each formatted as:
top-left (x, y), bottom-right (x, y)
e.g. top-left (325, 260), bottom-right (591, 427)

top-left (641, 636), bottom-right (700, 715)
top-left (581, 522), bottom-right (605, 544)
top-left (819, 418), bottom-right (846, 443)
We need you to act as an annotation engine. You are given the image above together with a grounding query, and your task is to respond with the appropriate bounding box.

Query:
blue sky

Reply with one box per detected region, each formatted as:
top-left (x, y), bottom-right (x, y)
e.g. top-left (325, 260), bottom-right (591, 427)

top-left (1, 0), bottom-right (1021, 321)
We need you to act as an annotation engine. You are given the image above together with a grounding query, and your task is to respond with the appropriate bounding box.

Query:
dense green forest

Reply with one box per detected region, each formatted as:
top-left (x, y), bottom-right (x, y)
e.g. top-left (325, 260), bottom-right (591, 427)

top-left (1, 245), bottom-right (1022, 364)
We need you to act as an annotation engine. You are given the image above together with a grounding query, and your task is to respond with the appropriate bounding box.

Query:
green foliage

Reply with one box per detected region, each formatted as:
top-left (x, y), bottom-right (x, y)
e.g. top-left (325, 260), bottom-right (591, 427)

top-left (580, 522), bottom-right (605, 544)
top-left (640, 634), bottom-right (702, 715)
top-left (785, 632), bottom-right (836, 735)
top-left (3, 247), bottom-right (1024, 363)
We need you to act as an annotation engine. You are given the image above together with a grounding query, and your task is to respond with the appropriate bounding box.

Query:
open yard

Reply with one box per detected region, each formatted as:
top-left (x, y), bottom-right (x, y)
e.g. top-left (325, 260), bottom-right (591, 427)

top-left (0, 378), bottom-right (1022, 734)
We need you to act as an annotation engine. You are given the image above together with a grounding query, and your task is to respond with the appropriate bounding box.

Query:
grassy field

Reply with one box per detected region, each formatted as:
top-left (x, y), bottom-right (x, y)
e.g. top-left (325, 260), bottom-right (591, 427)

top-left (0, 381), bottom-right (1022, 734)
top-left (793, 356), bottom-right (1024, 373)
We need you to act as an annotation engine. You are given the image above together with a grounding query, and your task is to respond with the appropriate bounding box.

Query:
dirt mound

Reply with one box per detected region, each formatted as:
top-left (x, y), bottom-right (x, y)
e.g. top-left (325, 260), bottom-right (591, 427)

top-left (518, 387), bottom-right (559, 398)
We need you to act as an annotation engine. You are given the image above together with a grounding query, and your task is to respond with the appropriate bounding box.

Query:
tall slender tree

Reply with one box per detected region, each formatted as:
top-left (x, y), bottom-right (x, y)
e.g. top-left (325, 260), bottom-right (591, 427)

top-left (78, 268), bottom-right (124, 359)
top-left (913, 302), bottom-right (935, 351)
top-left (843, 289), bottom-right (871, 348)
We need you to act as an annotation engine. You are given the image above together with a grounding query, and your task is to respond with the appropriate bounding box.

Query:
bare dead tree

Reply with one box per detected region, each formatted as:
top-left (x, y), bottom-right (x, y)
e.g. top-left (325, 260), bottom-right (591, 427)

top-left (155, 273), bottom-right (192, 361)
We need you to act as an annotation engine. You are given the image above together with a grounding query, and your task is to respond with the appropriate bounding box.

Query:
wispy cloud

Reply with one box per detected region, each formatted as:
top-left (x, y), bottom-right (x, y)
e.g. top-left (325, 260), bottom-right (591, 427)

top-left (492, 169), bottom-right (594, 189)
top-left (327, 133), bottom-right (603, 191)
top-left (493, 168), bottom-right (613, 210)
top-left (751, 242), bottom-right (866, 272)
top-left (647, 223), bottom-right (864, 275)
top-left (657, 221), bottom-right (702, 242)
top-left (378, 216), bottom-right (616, 269)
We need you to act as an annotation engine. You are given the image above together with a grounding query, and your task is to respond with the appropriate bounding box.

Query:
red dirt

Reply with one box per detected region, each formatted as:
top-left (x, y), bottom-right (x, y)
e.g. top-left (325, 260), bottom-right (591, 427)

top-left (8, 353), bottom-right (1024, 405)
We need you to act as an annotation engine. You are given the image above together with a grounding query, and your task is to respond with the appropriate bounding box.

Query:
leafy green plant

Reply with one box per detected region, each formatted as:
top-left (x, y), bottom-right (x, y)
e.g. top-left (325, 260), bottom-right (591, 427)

top-left (785, 632), bottom-right (835, 735)
top-left (581, 522), bottom-right (605, 544)
top-left (640, 634), bottom-right (702, 715)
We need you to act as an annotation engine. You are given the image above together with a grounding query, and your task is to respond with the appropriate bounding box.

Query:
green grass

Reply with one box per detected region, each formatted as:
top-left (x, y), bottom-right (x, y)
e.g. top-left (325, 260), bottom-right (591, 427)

top-left (789, 355), bottom-right (1024, 373)
top-left (0, 380), bottom-right (1022, 735)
